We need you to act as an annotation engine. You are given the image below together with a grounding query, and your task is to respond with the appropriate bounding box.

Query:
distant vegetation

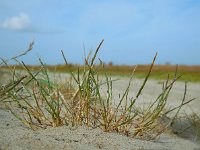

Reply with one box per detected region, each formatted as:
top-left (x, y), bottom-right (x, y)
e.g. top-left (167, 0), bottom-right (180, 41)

top-left (3, 63), bottom-right (200, 82)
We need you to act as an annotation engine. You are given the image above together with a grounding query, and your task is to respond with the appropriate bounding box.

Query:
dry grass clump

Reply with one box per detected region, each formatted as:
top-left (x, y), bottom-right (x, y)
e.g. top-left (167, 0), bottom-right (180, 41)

top-left (0, 40), bottom-right (196, 140)
top-left (0, 42), bottom-right (33, 100)
top-left (188, 113), bottom-right (200, 141)
top-left (171, 112), bottom-right (200, 142)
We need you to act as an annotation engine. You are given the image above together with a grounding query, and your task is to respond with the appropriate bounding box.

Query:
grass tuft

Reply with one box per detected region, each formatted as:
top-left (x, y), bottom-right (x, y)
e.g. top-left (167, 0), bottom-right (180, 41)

top-left (0, 40), bottom-right (197, 140)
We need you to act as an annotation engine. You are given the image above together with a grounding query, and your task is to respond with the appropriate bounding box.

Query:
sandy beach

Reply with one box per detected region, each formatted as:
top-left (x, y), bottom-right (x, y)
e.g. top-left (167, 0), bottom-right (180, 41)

top-left (0, 74), bottom-right (200, 150)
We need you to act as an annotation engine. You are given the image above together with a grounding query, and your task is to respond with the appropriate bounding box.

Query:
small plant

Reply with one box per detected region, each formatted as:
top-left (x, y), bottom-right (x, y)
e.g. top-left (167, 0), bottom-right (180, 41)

top-left (0, 40), bottom-right (196, 139)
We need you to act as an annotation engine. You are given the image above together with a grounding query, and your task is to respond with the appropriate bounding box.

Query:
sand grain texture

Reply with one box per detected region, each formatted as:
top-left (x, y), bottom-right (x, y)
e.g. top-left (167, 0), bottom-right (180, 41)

top-left (0, 109), bottom-right (199, 150)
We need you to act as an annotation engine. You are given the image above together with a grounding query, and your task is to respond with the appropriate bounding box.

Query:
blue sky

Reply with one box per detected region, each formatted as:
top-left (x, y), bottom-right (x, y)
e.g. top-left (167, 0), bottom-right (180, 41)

top-left (0, 0), bottom-right (200, 65)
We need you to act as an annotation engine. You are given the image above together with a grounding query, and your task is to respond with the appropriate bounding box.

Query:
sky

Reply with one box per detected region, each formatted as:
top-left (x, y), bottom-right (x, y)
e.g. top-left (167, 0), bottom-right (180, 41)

top-left (0, 0), bottom-right (200, 65)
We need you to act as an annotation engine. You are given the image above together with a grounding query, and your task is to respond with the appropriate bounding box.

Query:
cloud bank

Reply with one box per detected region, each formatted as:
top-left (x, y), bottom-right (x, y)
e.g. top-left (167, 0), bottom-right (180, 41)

top-left (0, 12), bottom-right (31, 31)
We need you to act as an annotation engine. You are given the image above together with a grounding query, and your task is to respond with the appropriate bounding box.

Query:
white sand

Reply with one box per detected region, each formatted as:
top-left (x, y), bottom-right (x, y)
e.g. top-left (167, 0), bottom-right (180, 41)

top-left (0, 74), bottom-right (200, 150)
top-left (0, 108), bottom-right (199, 150)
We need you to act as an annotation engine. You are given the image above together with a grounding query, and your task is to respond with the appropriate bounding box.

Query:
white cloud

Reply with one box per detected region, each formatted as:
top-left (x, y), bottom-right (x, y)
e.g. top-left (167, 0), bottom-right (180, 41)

top-left (0, 12), bottom-right (31, 31)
